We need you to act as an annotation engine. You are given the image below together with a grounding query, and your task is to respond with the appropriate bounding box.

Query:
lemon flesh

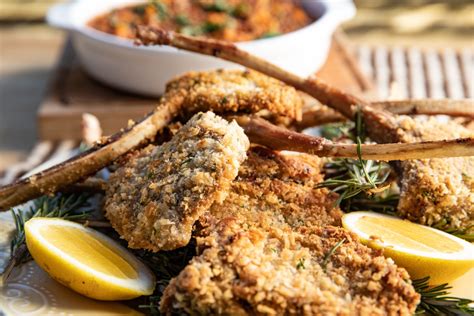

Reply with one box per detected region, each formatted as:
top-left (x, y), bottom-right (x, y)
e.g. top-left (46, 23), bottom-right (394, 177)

top-left (342, 211), bottom-right (474, 285)
top-left (25, 218), bottom-right (155, 301)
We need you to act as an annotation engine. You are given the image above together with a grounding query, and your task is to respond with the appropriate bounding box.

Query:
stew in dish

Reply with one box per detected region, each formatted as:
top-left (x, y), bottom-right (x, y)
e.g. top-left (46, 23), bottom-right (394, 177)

top-left (88, 0), bottom-right (312, 42)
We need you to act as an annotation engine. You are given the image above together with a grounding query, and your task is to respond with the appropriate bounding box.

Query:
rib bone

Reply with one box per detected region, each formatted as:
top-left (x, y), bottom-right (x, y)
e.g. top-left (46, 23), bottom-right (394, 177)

top-left (299, 99), bottom-right (474, 130)
top-left (0, 70), bottom-right (302, 211)
top-left (136, 26), bottom-right (474, 120)
top-left (0, 100), bottom-right (181, 211)
top-left (235, 116), bottom-right (474, 161)
top-left (136, 27), bottom-right (474, 232)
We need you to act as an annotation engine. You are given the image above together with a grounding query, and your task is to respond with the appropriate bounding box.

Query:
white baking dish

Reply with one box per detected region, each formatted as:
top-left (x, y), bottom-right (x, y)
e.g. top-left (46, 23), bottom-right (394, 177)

top-left (48, 0), bottom-right (355, 96)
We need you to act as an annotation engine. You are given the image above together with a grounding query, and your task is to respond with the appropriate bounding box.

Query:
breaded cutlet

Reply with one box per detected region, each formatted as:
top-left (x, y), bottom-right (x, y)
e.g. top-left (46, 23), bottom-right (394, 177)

top-left (160, 146), bottom-right (419, 315)
top-left (165, 69), bottom-right (303, 121)
top-left (385, 116), bottom-right (473, 233)
top-left (205, 146), bottom-right (343, 231)
top-left (161, 217), bottom-right (420, 315)
top-left (105, 112), bottom-right (249, 251)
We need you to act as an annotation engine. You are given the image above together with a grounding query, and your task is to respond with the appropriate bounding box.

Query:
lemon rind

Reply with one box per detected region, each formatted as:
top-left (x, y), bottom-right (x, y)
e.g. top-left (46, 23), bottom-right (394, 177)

top-left (342, 211), bottom-right (474, 261)
top-left (26, 218), bottom-right (155, 294)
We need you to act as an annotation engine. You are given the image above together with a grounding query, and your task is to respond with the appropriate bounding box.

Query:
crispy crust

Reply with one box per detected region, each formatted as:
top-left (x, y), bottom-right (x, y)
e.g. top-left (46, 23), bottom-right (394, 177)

top-left (161, 218), bottom-right (419, 315)
top-left (393, 117), bottom-right (474, 232)
top-left (206, 146), bottom-right (343, 230)
top-left (160, 147), bottom-right (419, 315)
top-left (166, 69), bottom-right (303, 121)
top-left (105, 112), bottom-right (249, 251)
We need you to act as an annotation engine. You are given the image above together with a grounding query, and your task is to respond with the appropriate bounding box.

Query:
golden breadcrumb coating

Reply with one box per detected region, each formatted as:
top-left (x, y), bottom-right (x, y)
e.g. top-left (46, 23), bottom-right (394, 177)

top-left (206, 146), bottom-right (343, 230)
top-left (105, 112), bottom-right (249, 251)
top-left (165, 69), bottom-right (303, 121)
top-left (394, 116), bottom-right (474, 233)
top-left (161, 217), bottom-right (420, 315)
top-left (160, 147), bottom-right (419, 315)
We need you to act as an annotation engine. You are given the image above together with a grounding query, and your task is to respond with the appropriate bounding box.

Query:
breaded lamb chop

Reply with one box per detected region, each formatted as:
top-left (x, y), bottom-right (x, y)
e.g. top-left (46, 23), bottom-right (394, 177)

top-left (105, 112), bottom-right (249, 251)
top-left (205, 146), bottom-right (343, 231)
top-left (160, 146), bottom-right (419, 315)
top-left (161, 218), bottom-right (420, 315)
top-left (166, 69), bottom-right (303, 121)
top-left (366, 114), bottom-right (474, 233)
top-left (0, 69), bottom-right (302, 210)
top-left (136, 28), bottom-right (473, 233)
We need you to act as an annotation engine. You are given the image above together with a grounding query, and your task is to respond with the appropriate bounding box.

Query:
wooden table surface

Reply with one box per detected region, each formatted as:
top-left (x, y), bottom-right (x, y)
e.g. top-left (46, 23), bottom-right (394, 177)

top-left (0, 25), bottom-right (64, 169)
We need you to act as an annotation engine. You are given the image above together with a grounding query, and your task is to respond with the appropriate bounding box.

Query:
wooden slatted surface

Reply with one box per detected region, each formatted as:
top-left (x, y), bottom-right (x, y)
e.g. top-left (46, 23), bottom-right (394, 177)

top-left (356, 45), bottom-right (474, 99)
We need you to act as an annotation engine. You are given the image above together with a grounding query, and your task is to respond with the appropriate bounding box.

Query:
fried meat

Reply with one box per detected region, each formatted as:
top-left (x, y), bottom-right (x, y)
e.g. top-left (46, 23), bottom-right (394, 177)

top-left (161, 218), bottom-right (420, 315)
top-left (160, 147), bottom-right (419, 315)
top-left (105, 112), bottom-right (249, 251)
top-left (368, 115), bottom-right (474, 233)
top-left (206, 146), bottom-right (343, 231)
top-left (166, 69), bottom-right (303, 121)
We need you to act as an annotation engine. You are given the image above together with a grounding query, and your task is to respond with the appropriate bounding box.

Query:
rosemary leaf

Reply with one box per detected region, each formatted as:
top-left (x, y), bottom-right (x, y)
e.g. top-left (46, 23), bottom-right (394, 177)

top-left (413, 276), bottom-right (474, 315)
top-left (2, 193), bottom-right (92, 282)
top-left (136, 240), bottom-right (196, 314)
top-left (321, 238), bottom-right (346, 272)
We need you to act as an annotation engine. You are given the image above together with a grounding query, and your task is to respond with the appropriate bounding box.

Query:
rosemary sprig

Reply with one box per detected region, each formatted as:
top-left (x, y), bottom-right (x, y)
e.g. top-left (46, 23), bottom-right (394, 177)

top-left (2, 193), bottom-right (92, 283)
top-left (413, 276), bottom-right (474, 315)
top-left (136, 240), bottom-right (196, 314)
top-left (318, 156), bottom-right (393, 209)
top-left (318, 109), bottom-right (396, 212)
top-left (433, 219), bottom-right (474, 242)
top-left (320, 122), bottom-right (354, 141)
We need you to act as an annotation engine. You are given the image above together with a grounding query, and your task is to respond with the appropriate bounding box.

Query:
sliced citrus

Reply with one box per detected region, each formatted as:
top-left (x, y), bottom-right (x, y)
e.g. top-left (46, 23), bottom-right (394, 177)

top-left (342, 211), bottom-right (474, 285)
top-left (25, 218), bottom-right (155, 301)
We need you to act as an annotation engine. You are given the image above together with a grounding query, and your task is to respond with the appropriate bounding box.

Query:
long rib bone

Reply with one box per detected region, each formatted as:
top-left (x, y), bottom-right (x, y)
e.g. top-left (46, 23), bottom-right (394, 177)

top-left (136, 27), bottom-right (474, 232)
top-left (136, 27), bottom-right (474, 120)
top-left (0, 70), bottom-right (302, 211)
top-left (299, 99), bottom-right (474, 130)
top-left (236, 116), bottom-right (474, 161)
top-left (0, 101), bottom-right (181, 211)
top-left (2, 29), bottom-right (473, 212)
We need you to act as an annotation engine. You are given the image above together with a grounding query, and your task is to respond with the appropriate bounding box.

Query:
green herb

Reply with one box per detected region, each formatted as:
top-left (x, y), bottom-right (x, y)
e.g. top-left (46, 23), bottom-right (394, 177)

top-left (413, 276), bottom-right (474, 315)
top-left (220, 96), bottom-right (228, 105)
top-left (137, 241), bottom-right (196, 314)
top-left (259, 31), bottom-right (281, 39)
top-left (175, 14), bottom-right (190, 26)
top-left (318, 156), bottom-right (392, 209)
top-left (320, 122), bottom-right (354, 141)
top-left (180, 21), bottom-right (228, 37)
top-left (321, 238), bottom-right (345, 272)
top-left (132, 4), bottom-right (147, 15)
top-left (200, 0), bottom-right (231, 13)
top-left (318, 108), bottom-right (395, 212)
top-left (342, 193), bottom-right (398, 216)
top-left (201, 21), bottom-right (226, 33)
top-left (180, 25), bottom-right (203, 37)
top-left (232, 3), bottom-right (250, 18)
top-left (433, 219), bottom-right (474, 242)
top-left (296, 258), bottom-right (305, 270)
top-left (3, 194), bottom-right (92, 282)
top-left (151, 0), bottom-right (168, 20)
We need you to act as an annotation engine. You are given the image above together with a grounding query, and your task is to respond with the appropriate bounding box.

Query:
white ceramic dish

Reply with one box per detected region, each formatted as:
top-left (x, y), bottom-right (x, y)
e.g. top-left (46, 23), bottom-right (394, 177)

top-left (47, 0), bottom-right (355, 96)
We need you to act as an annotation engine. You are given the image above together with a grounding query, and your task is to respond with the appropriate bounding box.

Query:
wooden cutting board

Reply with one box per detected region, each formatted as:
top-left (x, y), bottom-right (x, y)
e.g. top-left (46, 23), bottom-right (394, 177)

top-left (38, 33), bottom-right (374, 140)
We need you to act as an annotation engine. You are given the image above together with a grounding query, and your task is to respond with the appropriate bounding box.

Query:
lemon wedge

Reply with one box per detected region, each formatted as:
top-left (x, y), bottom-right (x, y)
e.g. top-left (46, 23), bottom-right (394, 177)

top-left (25, 218), bottom-right (155, 301)
top-left (342, 211), bottom-right (474, 285)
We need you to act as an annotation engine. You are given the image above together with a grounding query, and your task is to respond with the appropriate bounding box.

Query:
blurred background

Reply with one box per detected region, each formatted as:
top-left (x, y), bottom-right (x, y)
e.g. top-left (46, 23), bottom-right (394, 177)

top-left (0, 0), bottom-right (473, 169)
